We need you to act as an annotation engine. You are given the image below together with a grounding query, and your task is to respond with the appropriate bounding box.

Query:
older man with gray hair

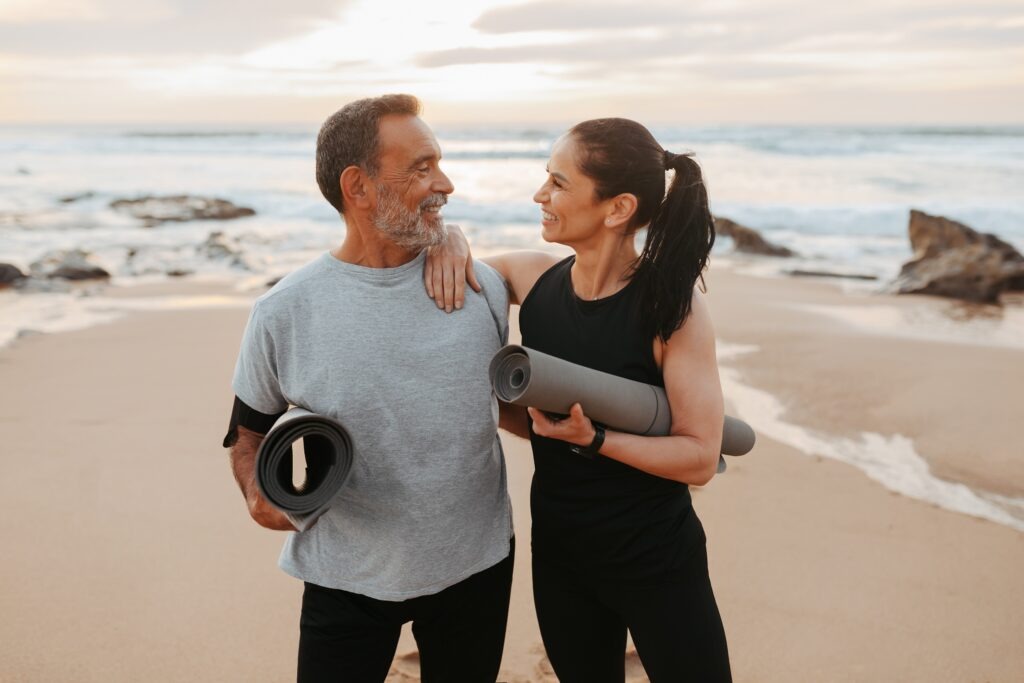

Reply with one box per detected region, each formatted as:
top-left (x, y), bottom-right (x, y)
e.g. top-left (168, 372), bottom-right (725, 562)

top-left (224, 94), bottom-right (514, 682)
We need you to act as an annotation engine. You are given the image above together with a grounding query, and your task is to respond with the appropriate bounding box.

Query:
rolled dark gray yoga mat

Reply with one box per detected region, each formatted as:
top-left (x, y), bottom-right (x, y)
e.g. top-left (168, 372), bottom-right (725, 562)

top-left (490, 345), bottom-right (755, 470)
top-left (256, 408), bottom-right (354, 532)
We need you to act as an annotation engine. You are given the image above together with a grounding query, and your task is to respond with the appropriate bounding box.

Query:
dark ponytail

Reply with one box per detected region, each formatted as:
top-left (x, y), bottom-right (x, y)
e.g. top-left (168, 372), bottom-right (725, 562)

top-left (569, 119), bottom-right (715, 341)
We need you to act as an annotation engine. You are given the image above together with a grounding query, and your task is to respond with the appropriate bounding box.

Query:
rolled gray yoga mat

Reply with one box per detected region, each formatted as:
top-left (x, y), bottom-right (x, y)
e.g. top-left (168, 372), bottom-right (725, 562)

top-left (256, 408), bottom-right (355, 532)
top-left (490, 345), bottom-right (755, 472)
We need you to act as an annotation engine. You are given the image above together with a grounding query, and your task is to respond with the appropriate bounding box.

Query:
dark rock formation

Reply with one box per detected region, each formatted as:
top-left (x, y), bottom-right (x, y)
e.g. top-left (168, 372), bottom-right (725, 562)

top-left (890, 210), bottom-right (1024, 303)
top-left (110, 195), bottom-right (256, 227)
top-left (785, 269), bottom-right (878, 281)
top-left (197, 231), bottom-right (250, 270)
top-left (29, 249), bottom-right (111, 281)
top-left (59, 192), bottom-right (96, 204)
top-left (714, 217), bottom-right (796, 257)
top-left (0, 263), bottom-right (27, 288)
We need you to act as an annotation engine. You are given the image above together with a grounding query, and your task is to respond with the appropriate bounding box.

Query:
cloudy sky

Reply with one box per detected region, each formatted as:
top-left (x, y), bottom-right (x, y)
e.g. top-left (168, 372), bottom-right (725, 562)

top-left (1, 0), bottom-right (1021, 125)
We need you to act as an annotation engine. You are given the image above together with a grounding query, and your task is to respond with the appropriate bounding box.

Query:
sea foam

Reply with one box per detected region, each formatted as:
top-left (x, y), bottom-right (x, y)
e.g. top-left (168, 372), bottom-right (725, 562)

top-left (717, 342), bottom-right (1024, 533)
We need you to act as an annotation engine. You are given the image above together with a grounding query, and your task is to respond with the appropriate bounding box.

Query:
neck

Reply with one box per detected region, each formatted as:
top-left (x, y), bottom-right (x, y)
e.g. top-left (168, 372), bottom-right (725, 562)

top-left (331, 215), bottom-right (420, 268)
top-left (570, 232), bottom-right (640, 300)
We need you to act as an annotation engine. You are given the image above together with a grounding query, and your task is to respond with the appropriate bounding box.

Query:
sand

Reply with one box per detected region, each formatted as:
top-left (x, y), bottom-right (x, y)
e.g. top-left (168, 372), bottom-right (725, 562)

top-left (0, 267), bottom-right (1021, 682)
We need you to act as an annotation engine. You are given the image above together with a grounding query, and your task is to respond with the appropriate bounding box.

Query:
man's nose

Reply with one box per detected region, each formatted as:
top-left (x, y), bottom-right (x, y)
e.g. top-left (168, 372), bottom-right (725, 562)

top-left (434, 169), bottom-right (454, 195)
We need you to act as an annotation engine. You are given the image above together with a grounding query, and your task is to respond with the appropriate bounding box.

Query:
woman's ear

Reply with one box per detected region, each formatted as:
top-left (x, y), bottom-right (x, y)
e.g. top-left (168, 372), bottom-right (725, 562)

top-left (340, 165), bottom-right (373, 210)
top-left (605, 193), bottom-right (638, 230)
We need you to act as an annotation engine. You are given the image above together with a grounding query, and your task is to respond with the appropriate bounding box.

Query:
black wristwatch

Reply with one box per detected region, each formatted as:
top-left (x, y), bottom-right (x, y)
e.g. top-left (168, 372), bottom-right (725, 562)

top-left (571, 423), bottom-right (606, 459)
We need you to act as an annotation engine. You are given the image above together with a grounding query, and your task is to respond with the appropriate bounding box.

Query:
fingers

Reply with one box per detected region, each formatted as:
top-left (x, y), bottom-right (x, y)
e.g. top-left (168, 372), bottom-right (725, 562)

top-left (443, 261), bottom-right (455, 313)
top-left (431, 260), bottom-right (445, 310)
top-left (467, 260), bottom-right (482, 293)
top-left (454, 265), bottom-right (466, 310)
top-left (424, 258), bottom-right (434, 299)
top-left (527, 404), bottom-right (594, 446)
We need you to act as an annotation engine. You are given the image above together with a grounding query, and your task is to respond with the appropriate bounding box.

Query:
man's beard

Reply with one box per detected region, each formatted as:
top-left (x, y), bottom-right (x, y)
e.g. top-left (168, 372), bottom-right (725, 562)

top-left (371, 183), bottom-right (448, 250)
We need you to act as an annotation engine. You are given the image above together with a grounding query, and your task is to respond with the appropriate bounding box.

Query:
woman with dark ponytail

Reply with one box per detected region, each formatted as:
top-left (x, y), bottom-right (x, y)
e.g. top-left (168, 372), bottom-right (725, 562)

top-left (428, 118), bottom-right (730, 682)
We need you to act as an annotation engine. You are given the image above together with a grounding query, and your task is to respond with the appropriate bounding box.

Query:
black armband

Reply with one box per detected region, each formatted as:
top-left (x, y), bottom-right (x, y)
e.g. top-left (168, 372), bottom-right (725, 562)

top-left (222, 396), bottom-right (286, 448)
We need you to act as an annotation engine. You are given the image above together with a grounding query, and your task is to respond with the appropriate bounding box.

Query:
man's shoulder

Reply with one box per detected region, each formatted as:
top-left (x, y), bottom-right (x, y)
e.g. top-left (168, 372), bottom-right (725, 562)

top-left (255, 254), bottom-right (335, 310)
top-left (472, 259), bottom-right (508, 307)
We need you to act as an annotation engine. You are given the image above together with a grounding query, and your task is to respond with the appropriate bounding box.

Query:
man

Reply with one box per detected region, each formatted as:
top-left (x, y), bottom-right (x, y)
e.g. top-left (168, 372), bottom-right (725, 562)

top-left (223, 94), bottom-right (514, 682)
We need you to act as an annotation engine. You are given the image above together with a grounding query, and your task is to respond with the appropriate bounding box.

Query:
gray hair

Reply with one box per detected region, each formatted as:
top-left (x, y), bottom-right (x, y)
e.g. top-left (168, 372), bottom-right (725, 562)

top-left (315, 94), bottom-right (421, 214)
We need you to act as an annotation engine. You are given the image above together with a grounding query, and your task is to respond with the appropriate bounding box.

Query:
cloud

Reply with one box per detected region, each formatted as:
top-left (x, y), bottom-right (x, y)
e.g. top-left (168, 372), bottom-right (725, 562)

top-left (473, 0), bottom-right (1024, 35)
top-left (0, 0), bottom-right (352, 56)
top-left (472, 1), bottom-right (705, 33)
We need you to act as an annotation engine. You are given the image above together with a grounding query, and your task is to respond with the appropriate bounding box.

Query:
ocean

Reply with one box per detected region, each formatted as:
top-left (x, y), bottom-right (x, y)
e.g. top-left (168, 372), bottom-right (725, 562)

top-left (1, 123), bottom-right (1022, 533)
top-left (2, 123), bottom-right (1023, 288)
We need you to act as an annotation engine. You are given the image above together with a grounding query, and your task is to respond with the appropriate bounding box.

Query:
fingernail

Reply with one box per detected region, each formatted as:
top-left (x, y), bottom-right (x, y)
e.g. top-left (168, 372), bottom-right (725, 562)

top-left (455, 301), bottom-right (463, 310)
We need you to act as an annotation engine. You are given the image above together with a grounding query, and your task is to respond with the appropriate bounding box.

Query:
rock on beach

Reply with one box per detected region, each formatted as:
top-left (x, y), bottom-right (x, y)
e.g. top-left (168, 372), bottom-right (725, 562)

top-left (0, 263), bottom-right (27, 288)
top-left (28, 249), bottom-right (111, 282)
top-left (110, 195), bottom-right (256, 227)
top-left (714, 217), bottom-right (796, 257)
top-left (890, 210), bottom-right (1024, 303)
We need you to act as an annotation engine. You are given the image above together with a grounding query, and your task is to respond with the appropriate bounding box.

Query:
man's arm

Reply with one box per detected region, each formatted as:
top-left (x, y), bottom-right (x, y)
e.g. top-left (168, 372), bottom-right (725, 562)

top-left (229, 425), bottom-right (295, 531)
top-left (498, 402), bottom-right (530, 439)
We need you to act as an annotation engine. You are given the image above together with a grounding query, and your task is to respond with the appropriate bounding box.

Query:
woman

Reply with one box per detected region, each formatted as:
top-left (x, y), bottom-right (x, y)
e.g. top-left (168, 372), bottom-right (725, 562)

top-left (429, 118), bottom-right (731, 682)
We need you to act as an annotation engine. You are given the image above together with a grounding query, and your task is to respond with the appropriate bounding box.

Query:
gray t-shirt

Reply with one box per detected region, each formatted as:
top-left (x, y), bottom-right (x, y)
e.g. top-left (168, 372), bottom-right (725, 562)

top-left (232, 250), bottom-right (511, 601)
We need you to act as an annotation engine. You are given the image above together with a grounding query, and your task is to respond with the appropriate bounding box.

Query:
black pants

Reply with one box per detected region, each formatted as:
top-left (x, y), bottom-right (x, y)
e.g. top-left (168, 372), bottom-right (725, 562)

top-left (532, 542), bottom-right (731, 683)
top-left (298, 540), bottom-right (514, 683)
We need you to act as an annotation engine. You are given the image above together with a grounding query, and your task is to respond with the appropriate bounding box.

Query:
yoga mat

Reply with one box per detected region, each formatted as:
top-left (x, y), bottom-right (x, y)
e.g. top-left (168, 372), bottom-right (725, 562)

top-left (490, 345), bottom-right (756, 471)
top-left (255, 408), bottom-right (355, 532)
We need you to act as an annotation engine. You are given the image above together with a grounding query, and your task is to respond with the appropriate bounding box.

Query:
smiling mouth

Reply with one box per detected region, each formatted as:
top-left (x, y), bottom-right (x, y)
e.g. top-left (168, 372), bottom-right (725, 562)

top-left (542, 210), bottom-right (557, 222)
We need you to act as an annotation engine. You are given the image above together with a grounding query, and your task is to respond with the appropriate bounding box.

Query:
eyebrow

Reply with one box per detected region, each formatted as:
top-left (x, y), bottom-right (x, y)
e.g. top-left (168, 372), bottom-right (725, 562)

top-left (408, 152), bottom-right (439, 170)
top-left (545, 166), bottom-right (569, 183)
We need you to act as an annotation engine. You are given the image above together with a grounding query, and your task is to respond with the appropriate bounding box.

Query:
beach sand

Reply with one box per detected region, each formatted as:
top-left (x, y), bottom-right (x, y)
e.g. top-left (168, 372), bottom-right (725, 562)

top-left (0, 267), bottom-right (1022, 682)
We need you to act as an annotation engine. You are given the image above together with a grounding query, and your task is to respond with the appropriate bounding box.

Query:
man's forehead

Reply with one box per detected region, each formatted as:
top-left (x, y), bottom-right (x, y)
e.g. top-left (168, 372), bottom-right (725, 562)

top-left (377, 114), bottom-right (440, 164)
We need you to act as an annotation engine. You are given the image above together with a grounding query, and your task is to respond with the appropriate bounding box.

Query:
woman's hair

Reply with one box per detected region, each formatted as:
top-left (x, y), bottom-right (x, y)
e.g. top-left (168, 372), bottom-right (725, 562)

top-left (568, 118), bottom-right (715, 341)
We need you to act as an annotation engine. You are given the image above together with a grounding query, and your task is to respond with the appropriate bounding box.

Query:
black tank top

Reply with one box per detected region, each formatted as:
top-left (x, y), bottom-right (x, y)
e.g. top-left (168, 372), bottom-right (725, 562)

top-left (520, 256), bottom-right (705, 582)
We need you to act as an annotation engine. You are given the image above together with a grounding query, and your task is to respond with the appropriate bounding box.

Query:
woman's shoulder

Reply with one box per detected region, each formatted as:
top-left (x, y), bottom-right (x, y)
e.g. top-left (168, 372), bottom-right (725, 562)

top-left (482, 251), bottom-right (566, 305)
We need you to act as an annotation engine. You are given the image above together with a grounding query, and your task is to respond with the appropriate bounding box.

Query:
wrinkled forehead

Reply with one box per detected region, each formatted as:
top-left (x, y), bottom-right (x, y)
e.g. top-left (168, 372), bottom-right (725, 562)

top-left (376, 114), bottom-right (441, 169)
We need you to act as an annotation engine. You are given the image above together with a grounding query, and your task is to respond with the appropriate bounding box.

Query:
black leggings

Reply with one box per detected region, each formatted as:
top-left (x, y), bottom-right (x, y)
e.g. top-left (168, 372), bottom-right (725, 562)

top-left (298, 540), bottom-right (514, 683)
top-left (532, 543), bottom-right (731, 683)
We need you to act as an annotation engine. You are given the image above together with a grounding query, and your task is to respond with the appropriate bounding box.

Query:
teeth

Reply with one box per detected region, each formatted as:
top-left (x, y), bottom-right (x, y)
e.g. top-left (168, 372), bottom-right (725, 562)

top-left (542, 210), bottom-right (557, 221)
top-left (423, 206), bottom-right (441, 213)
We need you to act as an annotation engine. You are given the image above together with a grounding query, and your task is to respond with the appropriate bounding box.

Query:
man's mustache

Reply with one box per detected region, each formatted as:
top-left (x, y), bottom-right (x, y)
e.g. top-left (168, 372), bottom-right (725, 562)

top-left (420, 194), bottom-right (447, 210)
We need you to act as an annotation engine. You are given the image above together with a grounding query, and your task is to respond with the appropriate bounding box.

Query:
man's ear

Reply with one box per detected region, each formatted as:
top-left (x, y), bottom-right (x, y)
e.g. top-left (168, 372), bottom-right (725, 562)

top-left (340, 166), bottom-right (373, 210)
top-left (605, 193), bottom-right (638, 230)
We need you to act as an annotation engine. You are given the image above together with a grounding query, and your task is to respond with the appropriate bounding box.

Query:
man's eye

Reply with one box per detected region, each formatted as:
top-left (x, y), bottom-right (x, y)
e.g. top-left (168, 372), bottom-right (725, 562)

top-left (417, 166), bottom-right (429, 174)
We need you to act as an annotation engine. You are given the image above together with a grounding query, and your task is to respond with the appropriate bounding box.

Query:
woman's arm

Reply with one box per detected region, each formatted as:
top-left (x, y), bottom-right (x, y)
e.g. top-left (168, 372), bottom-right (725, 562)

top-left (481, 251), bottom-right (561, 306)
top-left (424, 224), bottom-right (560, 309)
top-left (527, 289), bottom-right (724, 486)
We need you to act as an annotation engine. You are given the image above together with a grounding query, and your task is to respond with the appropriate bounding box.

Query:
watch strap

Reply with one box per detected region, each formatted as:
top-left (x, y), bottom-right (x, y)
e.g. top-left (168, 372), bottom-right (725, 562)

top-left (571, 423), bottom-right (606, 459)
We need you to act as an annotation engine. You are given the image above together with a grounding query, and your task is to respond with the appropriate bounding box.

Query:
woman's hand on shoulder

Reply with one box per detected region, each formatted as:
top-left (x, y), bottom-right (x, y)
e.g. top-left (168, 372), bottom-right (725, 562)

top-left (424, 224), bottom-right (481, 313)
